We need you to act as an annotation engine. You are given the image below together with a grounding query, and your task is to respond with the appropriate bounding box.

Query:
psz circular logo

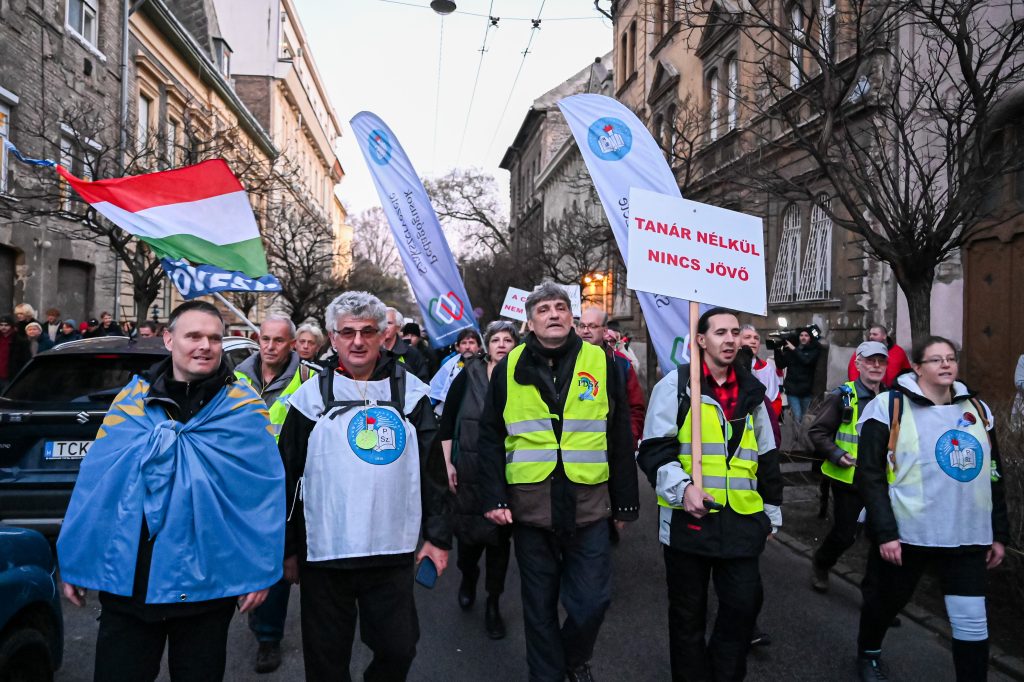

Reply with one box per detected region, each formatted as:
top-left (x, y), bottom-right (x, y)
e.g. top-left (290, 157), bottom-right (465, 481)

top-left (934, 429), bottom-right (984, 482)
top-left (587, 117), bottom-right (632, 161)
top-left (369, 129), bottom-right (392, 165)
top-left (347, 407), bottom-right (406, 465)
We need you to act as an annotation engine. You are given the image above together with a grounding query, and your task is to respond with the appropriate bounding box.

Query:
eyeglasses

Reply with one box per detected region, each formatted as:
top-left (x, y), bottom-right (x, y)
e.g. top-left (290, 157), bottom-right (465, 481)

top-left (860, 357), bottom-right (888, 366)
top-left (332, 327), bottom-right (381, 340)
top-left (920, 356), bottom-right (958, 366)
top-left (578, 323), bottom-right (604, 331)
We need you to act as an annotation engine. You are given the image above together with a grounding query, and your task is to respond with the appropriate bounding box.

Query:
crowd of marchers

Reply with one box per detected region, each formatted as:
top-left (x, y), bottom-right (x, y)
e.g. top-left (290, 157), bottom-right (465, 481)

top-left (50, 284), bottom-right (1011, 682)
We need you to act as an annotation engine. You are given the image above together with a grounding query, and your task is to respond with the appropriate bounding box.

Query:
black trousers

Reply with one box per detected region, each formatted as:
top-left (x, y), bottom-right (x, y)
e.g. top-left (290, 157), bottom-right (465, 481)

top-left (456, 526), bottom-right (512, 596)
top-left (513, 521), bottom-right (612, 682)
top-left (93, 601), bottom-right (235, 682)
top-left (859, 545), bottom-right (988, 680)
top-left (813, 481), bottom-right (863, 570)
top-left (299, 562), bottom-right (419, 682)
top-left (664, 546), bottom-right (763, 682)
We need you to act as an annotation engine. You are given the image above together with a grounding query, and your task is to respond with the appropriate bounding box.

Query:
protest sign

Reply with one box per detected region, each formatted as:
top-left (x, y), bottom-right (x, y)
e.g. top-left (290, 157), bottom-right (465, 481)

top-left (500, 287), bottom-right (531, 321)
top-left (626, 188), bottom-right (767, 316)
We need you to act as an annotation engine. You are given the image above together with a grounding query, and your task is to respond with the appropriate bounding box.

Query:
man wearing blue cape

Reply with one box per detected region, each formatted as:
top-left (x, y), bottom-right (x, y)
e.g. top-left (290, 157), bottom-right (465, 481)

top-left (57, 300), bottom-right (286, 681)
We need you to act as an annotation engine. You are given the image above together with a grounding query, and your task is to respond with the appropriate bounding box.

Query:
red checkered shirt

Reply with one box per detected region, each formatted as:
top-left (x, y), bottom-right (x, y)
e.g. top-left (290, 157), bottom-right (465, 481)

top-left (702, 361), bottom-right (738, 422)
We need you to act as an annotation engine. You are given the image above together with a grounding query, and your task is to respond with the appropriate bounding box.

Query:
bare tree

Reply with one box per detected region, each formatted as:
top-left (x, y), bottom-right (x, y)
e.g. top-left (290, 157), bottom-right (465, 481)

top-left (344, 207), bottom-right (414, 311)
top-left (425, 168), bottom-right (511, 257)
top-left (667, 0), bottom-right (1024, 341)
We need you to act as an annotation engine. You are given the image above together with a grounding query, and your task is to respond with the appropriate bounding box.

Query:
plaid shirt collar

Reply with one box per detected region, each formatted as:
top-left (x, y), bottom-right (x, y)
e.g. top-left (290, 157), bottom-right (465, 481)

top-left (702, 360), bottom-right (739, 421)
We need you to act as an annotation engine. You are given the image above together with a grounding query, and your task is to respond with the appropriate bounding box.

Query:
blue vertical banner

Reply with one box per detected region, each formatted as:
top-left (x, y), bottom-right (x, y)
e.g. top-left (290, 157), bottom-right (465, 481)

top-left (558, 94), bottom-right (701, 372)
top-left (350, 112), bottom-right (478, 347)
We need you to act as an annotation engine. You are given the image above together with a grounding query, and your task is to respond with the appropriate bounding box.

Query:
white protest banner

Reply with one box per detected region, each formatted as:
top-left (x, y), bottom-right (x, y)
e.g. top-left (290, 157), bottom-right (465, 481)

top-left (558, 94), bottom-right (702, 370)
top-left (500, 287), bottom-right (530, 321)
top-left (627, 188), bottom-right (767, 315)
top-left (532, 283), bottom-right (582, 318)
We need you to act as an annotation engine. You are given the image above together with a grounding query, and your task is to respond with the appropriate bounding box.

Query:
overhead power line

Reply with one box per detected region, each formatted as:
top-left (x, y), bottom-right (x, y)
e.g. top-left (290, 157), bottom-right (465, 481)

top-left (432, 14), bottom-right (446, 166)
top-left (378, 0), bottom-right (598, 21)
top-left (455, 1), bottom-right (497, 165)
top-left (483, 0), bottom-right (547, 162)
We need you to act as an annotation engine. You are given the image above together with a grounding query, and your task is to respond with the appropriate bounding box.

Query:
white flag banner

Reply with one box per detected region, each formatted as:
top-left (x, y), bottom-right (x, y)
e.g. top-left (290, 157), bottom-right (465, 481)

top-left (558, 94), bottom-right (702, 371)
top-left (350, 111), bottom-right (478, 347)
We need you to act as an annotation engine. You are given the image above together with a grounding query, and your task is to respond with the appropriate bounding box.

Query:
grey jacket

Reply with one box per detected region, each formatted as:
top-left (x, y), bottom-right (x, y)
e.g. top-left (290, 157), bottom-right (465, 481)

top-left (234, 351), bottom-right (301, 408)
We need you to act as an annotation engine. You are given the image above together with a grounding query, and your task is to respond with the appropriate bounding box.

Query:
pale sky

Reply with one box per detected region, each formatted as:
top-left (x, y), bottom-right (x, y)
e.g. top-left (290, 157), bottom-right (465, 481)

top-left (291, 0), bottom-right (614, 217)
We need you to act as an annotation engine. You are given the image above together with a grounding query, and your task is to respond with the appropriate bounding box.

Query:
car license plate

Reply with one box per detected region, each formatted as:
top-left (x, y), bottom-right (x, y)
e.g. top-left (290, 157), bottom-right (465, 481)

top-left (44, 440), bottom-right (93, 460)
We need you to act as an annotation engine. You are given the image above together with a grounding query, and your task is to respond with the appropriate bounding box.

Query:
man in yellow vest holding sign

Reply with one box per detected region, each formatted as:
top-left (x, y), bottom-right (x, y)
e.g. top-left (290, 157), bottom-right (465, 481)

top-left (479, 282), bottom-right (639, 682)
top-left (807, 341), bottom-right (889, 593)
top-left (234, 314), bottom-right (318, 673)
top-left (638, 308), bottom-right (782, 682)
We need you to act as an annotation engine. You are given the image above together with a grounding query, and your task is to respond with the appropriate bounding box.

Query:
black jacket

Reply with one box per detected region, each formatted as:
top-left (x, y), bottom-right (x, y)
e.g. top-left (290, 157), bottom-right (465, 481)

top-left (774, 340), bottom-right (820, 398)
top-left (278, 353), bottom-right (452, 569)
top-left (477, 331), bottom-right (640, 533)
top-left (100, 358), bottom-right (237, 620)
top-left (855, 380), bottom-right (1010, 547)
top-left (807, 379), bottom-right (880, 471)
top-left (637, 362), bottom-right (783, 558)
top-left (385, 337), bottom-right (429, 382)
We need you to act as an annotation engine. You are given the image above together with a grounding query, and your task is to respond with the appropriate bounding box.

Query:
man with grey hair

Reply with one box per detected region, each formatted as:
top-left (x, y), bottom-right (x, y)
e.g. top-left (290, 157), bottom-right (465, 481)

top-left (382, 306), bottom-right (429, 381)
top-left (234, 313), bottom-right (317, 673)
top-left (279, 291), bottom-right (451, 680)
top-left (479, 282), bottom-right (639, 682)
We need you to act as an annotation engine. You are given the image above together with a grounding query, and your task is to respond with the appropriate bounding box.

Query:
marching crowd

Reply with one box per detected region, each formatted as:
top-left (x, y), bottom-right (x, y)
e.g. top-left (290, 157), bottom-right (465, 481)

top-left (51, 284), bottom-right (1010, 682)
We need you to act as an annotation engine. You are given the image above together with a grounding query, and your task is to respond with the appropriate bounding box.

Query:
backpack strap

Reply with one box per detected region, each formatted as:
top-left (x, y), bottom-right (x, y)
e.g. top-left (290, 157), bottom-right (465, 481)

top-left (675, 364), bottom-right (692, 428)
top-left (967, 396), bottom-right (991, 430)
top-left (316, 367), bottom-right (402, 420)
top-left (885, 391), bottom-right (903, 475)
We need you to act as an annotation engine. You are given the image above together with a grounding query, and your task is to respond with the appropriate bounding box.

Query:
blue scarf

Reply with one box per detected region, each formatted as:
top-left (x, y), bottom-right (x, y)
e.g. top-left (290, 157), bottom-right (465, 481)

top-left (57, 376), bottom-right (285, 603)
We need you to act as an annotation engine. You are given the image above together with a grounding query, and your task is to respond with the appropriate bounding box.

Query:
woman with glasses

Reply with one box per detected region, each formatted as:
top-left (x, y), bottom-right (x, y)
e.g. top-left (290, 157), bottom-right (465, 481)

top-left (438, 320), bottom-right (520, 640)
top-left (853, 336), bottom-right (1009, 681)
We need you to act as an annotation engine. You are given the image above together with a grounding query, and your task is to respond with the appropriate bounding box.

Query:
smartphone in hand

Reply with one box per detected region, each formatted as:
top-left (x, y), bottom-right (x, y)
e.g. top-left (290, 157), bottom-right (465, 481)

top-left (415, 557), bottom-right (438, 589)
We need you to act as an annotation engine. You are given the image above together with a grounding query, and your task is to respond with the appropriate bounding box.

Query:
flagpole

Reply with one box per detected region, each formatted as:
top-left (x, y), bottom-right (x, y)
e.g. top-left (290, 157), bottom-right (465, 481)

top-left (212, 292), bottom-right (259, 334)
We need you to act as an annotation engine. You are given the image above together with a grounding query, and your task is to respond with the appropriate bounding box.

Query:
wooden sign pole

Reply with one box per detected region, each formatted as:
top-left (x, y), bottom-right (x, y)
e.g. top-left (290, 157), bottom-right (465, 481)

top-left (688, 300), bottom-right (703, 492)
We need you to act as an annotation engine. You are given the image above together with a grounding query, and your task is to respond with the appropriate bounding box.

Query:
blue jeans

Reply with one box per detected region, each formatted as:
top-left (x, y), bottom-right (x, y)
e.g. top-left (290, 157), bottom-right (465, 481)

top-left (248, 578), bottom-right (291, 643)
top-left (513, 521), bottom-right (612, 682)
top-left (789, 394), bottom-right (812, 424)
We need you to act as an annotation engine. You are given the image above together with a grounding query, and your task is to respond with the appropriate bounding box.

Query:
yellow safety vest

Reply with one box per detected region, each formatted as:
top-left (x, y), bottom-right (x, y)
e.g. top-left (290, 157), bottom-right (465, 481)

top-left (660, 400), bottom-right (763, 514)
top-left (235, 363), bottom-right (315, 441)
top-left (822, 381), bottom-right (859, 484)
top-left (503, 342), bottom-right (609, 485)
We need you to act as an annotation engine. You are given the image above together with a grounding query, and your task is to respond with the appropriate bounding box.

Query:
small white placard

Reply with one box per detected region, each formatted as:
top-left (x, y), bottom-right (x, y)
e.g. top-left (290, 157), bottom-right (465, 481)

top-left (626, 187), bottom-right (767, 315)
top-left (500, 287), bottom-right (531, 321)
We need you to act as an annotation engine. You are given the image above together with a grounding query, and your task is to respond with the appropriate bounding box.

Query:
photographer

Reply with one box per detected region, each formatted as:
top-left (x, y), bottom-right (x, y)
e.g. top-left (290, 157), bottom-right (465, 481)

top-left (773, 328), bottom-right (821, 424)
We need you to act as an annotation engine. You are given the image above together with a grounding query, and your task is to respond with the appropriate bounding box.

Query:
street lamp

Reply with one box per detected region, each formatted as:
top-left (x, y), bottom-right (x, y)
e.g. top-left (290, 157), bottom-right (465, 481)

top-left (152, 304), bottom-right (160, 322)
top-left (430, 0), bottom-right (456, 14)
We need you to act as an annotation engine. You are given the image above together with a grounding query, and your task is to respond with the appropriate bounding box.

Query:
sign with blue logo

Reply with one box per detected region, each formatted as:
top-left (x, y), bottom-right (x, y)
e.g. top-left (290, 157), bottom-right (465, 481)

top-left (934, 429), bottom-right (984, 482)
top-left (587, 117), bottom-right (632, 161)
top-left (347, 407), bottom-right (406, 465)
top-left (369, 129), bottom-right (392, 165)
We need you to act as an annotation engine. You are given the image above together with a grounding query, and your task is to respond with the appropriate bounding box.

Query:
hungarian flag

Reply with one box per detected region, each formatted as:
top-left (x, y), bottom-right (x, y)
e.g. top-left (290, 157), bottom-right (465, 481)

top-left (57, 159), bottom-right (271, 278)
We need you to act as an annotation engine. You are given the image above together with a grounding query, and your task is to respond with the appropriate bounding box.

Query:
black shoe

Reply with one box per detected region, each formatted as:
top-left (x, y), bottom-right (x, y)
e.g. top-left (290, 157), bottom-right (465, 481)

top-left (458, 574), bottom-right (477, 610)
top-left (485, 594), bottom-right (506, 640)
top-left (750, 630), bottom-right (771, 647)
top-left (567, 663), bottom-right (594, 682)
top-left (811, 563), bottom-right (829, 593)
top-left (255, 641), bottom-right (282, 674)
top-left (857, 655), bottom-right (889, 681)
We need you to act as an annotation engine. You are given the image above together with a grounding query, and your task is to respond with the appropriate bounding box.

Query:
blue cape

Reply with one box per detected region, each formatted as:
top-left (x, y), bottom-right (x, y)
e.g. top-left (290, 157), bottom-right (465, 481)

top-left (57, 376), bottom-right (285, 603)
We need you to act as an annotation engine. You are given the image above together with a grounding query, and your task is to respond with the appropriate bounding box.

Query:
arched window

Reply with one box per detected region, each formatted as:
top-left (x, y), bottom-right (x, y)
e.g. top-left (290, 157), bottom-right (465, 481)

top-left (769, 204), bottom-right (802, 304)
top-left (798, 194), bottom-right (833, 300)
top-left (708, 69), bottom-right (721, 141)
top-left (789, 4), bottom-right (804, 88)
top-left (667, 104), bottom-right (679, 155)
top-left (820, 0), bottom-right (836, 61)
top-left (726, 55), bottom-right (739, 131)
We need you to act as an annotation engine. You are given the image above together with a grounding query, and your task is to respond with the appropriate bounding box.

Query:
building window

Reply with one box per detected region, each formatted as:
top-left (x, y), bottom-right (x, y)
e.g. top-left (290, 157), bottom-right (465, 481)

top-left (166, 118), bottom-right (179, 166)
top-left (628, 21), bottom-right (637, 76)
top-left (820, 0), bottom-right (836, 61)
top-left (789, 4), bottom-right (804, 88)
top-left (653, 0), bottom-right (667, 40)
top-left (214, 40), bottom-right (231, 79)
top-left (769, 204), bottom-right (802, 304)
top-left (67, 0), bottom-right (98, 47)
top-left (797, 195), bottom-right (833, 300)
top-left (59, 134), bottom-right (75, 211)
top-left (726, 55), bottom-right (738, 131)
top-left (707, 69), bottom-right (721, 141)
top-left (619, 31), bottom-right (628, 84)
top-left (137, 93), bottom-right (151, 152)
top-left (0, 102), bottom-right (9, 194)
